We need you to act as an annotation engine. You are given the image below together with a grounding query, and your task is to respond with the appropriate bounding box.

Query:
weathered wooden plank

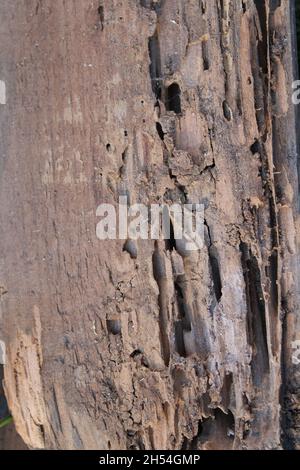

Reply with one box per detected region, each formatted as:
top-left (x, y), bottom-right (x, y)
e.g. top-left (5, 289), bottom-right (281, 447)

top-left (0, 0), bottom-right (298, 450)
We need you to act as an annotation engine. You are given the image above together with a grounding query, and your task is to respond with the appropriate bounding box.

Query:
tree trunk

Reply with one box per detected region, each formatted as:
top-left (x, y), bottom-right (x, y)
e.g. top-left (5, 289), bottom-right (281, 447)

top-left (0, 0), bottom-right (299, 450)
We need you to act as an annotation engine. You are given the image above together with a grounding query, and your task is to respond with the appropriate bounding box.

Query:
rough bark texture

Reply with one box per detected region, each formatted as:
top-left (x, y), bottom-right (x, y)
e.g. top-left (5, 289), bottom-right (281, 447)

top-left (0, 0), bottom-right (299, 450)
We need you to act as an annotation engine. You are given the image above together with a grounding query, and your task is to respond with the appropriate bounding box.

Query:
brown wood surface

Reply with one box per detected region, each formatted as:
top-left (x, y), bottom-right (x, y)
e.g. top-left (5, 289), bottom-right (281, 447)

top-left (0, 0), bottom-right (299, 450)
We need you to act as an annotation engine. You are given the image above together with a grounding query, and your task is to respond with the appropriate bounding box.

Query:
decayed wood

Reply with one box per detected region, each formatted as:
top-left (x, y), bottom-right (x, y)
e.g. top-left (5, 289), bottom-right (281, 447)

top-left (0, 0), bottom-right (299, 450)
